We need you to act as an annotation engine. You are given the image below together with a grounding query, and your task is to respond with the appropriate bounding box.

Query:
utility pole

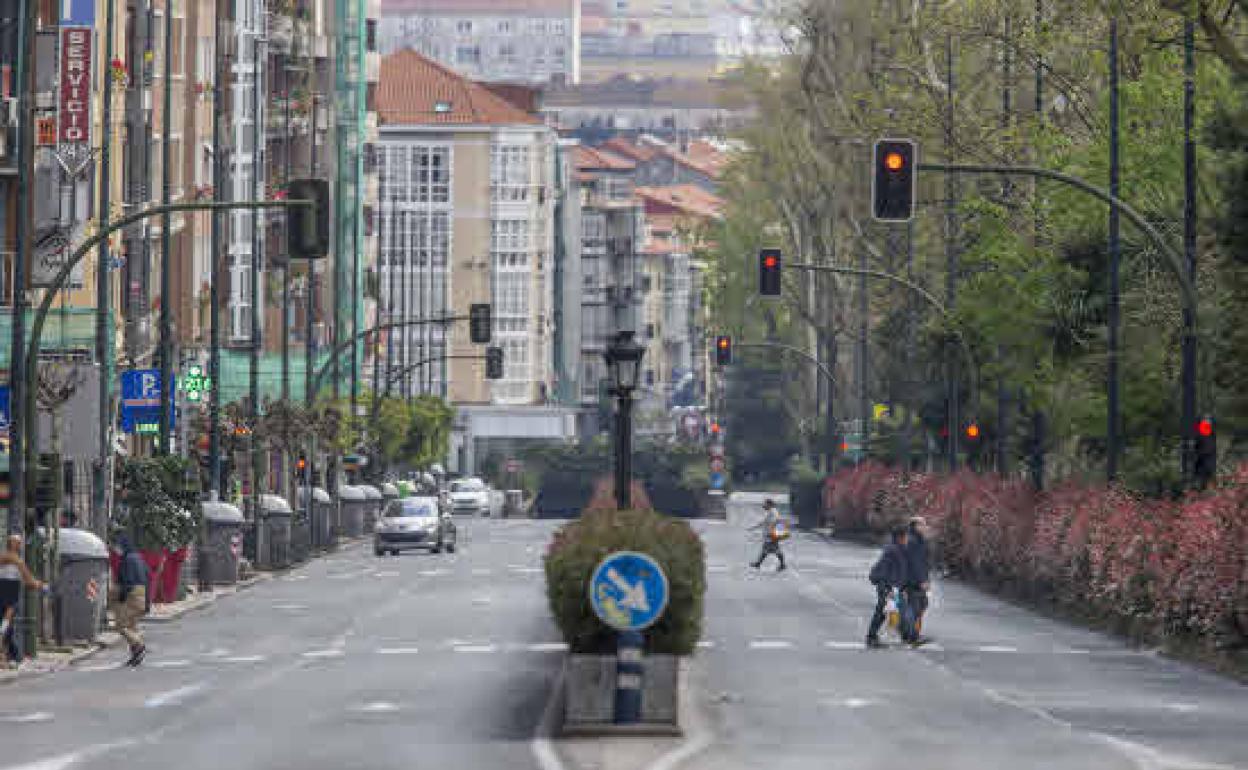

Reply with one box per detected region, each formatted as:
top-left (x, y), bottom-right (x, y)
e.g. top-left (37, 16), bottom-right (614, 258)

top-left (1106, 17), bottom-right (1121, 482)
top-left (158, 0), bottom-right (175, 453)
top-left (250, 17), bottom-right (264, 558)
top-left (1180, 10), bottom-right (1198, 486)
top-left (9, 0), bottom-right (34, 537)
top-left (281, 91), bottom-right (291, 402)
top-left (209, 0), bottom-right (227, 497)
top-left (944, 33), bottom-right (959, 471)
top-left (95, 0), bottom-right (118, 528)
top-left (306, 94), bottom-right (317, 409)
top-left (997, 14), bottom-right (1013, 476)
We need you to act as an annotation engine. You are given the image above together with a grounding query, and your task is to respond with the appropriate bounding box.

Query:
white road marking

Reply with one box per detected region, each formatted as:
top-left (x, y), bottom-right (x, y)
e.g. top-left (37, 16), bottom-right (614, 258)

top-left (843, 698), bottom-right (872, 709)
top-left (301, 649), bottom-right (345, 659)
top-left (824, 641), bottom-right (863, 650)
top-left (272, 603), bottom-right (307, 611)
top-left (75, 662), bottom-right (123, 672)
top-left (748, 639), bottom-right (793, 650)
top-left (223, 655), bottom-right (266, 664)
top-left (472, 596), bottom-right (492, 606)
top-left (373, 571), bottom-right (399, 578)
top-left (1058, 647), bottom-right (1091, 654)
top-left (203, 648), bottom-right (232, 658)
top-left (977, 645), bottom-right (1019, 654)
top-left (526, 642), bottom-right (569, 653)
top-left (0, 711), bottom-right (54, 723)
top-left (418, 569), bottom-right (446, 577)
top-left (144, 681), bottom-right (208, 708)
top-left (696, 640), bottom-right (716, 649)
top-left (375, 647), bottom-right (421, 655)
top-left (453, 644), bottom-right (497, 654)
top-left (530, 666), bottom-right (566, 770)
top-left (509, 566), bottom-right (542, 574)
top-left (1165, 703), bottom-right (1200, 713)
top-left (351, 701), bottom-right (401, 714)
top-left (284, 575), bottom-right (310, 581)
top-left (148, 660), bottom-right (192, 669)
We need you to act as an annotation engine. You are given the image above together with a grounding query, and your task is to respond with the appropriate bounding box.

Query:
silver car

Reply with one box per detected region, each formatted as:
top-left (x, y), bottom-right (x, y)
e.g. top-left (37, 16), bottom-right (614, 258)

top-left (373, 497), bottom-right (458, 556)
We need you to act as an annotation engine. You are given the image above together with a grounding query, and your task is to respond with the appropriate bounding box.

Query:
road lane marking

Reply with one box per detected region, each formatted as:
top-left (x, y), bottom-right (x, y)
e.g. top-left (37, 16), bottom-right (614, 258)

top-left (223, 655), bottom-right (266, 664)
top-left (824, 641), bottom-right (862, 650)
top-left (373, 571), bottom-right (399, 578)
top-left (301, 649), bottom-right (345, 659)
top-left (453, 644), bottom-right (497, 654)
top-left (977, 645), bottom-right (1018, 653)
top-left (530, 666), bottom-right (566, 770)
top-left (526, 643), bottom-right (568, 653)
top-left (418, 569), bottom-right (446, 577)
top-left (75, 662), bottom-right (124, 672)
top-left (148, 660), bottom-right (192, 669)
top-left (375, 647), bottom-right (421, 655)
top-left (696, 640), bottom-right (716, 649)
top-left (203, 648), bottom-right (232, 658)
top-left (144, 681), bottom-right (208, 708)
top-left (472, 596), bottom-right (492, 606)
top-left (1058, 647), bottom-right (1091, 654)
top-left (272, 603), bottom-right (307, 611)
top-left (748, 639), bottom-right (793, 650)
top-left (351, 701), bottom-right (401, 714)
top-left (0, 711), bottom-right (54, 723)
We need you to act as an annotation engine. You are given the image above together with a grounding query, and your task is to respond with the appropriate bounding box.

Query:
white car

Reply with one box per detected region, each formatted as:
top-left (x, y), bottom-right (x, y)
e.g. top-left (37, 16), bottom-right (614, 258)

top-left (449, 477), bottom-right (491, 516)
top-left (374, 497), bottom-right (457, 556)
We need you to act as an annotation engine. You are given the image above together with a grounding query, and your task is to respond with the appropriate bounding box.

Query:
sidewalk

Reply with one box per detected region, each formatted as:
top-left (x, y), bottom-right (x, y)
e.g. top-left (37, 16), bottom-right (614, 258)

top-left (0, 631), bottom-right (122, 686)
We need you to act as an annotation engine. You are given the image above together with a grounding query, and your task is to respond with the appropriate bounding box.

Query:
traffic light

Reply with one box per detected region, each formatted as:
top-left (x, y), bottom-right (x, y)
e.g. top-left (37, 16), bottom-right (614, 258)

top-left (714, 335), bottom-right (732, 366)
top-left (1195, 416), bottom-right (1216, 487)
top-left (709, 421), bottom-right (721, 437)
top-left (759, 248), bottom-right (782, 297)
top-left (469, 303), bottom-right (492, 344)
top-left (485, 346), bottom-right (504, 380)
top-left (295, 454), bottom-right (308, 483)
top-left (287, 177), bottom-right (330, 259)
top-left (964, 422), bottom-right (981, 441)
top-left (872, 139), bottom-right (917, 221)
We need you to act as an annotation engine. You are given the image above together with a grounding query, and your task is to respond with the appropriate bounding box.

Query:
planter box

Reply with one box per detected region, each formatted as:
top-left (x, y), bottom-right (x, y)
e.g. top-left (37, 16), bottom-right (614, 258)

top-left (563, 653), bottom-right (681, 732)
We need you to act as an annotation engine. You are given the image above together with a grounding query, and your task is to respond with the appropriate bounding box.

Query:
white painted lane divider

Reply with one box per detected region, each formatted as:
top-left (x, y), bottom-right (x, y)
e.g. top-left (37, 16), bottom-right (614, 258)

top-left (748, 639), bottom-right (794, 650)
top-left (75, 662), bottom-right (124, 672)
top-left (301, 649), bottom-right (345, 659)
top-left (453, 644), bottom-right (498, 654)
top-left (824, 641), bottom-right (863, 650)
top-left (223, 655), bottom-right (266, 664)
top-left (148, 660), bottom-right (192, 669)
top-left (375, 647), bottom-right (421, 656)
top-left (0, 711), bottom-right (54, 723)
top-left (977, 645), bottom-right (1019, 654)
top-left (526, 642), bottom-right (569, 653)
top-left (351, 701), bottom-right (401, 714)
top-left (144, 681), bottom-right (208, 708)
top-left (695, 640), bottom-right (716, 649)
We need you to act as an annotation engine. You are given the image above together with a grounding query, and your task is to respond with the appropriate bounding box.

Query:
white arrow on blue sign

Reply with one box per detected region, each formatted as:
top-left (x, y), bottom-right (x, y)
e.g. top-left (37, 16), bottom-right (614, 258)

top-left (589, 551), bottom-right (670, 632)
top-left (60, 0), bottom-right (94, 27)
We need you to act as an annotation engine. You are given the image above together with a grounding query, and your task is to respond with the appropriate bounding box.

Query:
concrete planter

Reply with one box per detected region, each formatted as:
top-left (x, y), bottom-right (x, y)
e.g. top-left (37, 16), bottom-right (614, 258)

top-left (562, 653), bottom-right (683, 735)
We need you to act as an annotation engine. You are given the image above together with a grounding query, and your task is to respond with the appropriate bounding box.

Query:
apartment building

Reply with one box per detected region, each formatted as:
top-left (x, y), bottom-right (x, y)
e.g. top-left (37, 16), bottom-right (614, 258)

top-left (376, 49), bottom-right (557, 406)
top-left (378, 0), bottom-right (580, 85)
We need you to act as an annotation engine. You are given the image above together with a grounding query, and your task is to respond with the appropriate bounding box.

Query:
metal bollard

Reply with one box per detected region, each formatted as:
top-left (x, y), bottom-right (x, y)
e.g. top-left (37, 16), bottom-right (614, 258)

top-left (614, 630), bottom-right (645, 724)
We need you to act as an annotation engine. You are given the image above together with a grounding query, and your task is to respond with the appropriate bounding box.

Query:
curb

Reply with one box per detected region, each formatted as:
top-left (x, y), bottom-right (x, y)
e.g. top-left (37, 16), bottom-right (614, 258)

top-left (560, 723), bottom-right (684, 738)
top-left (141, 571), bottom-right (273, 624)
top-left (0, 632), bottom-right (122, 686)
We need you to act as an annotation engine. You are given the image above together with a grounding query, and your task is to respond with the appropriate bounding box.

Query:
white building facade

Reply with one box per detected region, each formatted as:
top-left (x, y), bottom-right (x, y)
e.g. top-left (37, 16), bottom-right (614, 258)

top-left (379, 0), bottom-right (580, 85)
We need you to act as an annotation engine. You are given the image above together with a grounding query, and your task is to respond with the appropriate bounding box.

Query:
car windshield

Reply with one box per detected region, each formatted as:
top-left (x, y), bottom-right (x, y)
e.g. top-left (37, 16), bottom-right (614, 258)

top-left (388, 500), bottom-right (436, 518)
top-left (451, 479), bottom-right (483, 492)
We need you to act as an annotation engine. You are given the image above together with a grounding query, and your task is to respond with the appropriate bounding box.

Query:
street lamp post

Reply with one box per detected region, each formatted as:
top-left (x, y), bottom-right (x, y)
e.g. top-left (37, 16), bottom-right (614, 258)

top-left (604, 331), bottom-right (645, 511)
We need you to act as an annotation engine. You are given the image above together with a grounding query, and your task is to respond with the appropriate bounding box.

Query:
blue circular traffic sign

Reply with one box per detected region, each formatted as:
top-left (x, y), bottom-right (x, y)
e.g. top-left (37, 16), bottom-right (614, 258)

top-left (589, 551), bottom-right (670, 632)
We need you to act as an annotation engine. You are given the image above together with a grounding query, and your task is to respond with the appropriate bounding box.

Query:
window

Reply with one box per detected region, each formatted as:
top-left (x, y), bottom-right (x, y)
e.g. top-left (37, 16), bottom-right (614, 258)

top-left (401, 145), bottom-right (450, 203)
top-left (456, 19), bottom-right (473, 34)
top-left (582, 213), bottom-right (606, 243)
top-left (497, 19), bottom-right (512, 34)
top-left (499, 43), bottom-right (516, 64)
top-left (552, 20), bottom-right (566, 35)
top-left (196, 36), bottom-right (212, 82)
top-left (366, 19), bottom-right (378, 52)
top-left (492, 220), bottom-right (529, 269)
top-left (456, 45), bottom-right (480, 64)
top-left (553, 47), bottom-right (566, 65)
top-left (491, 144), bottom-right (530, 202)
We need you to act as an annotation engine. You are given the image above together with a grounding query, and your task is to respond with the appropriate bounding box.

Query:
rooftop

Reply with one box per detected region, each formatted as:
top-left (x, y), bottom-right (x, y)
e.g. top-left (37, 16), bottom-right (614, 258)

top-left (572, 144), bottom-right (637, 172)
top-left (633, 184), bottom-right (723, 220)
top-left (378, 49), bottom-right (543, 127)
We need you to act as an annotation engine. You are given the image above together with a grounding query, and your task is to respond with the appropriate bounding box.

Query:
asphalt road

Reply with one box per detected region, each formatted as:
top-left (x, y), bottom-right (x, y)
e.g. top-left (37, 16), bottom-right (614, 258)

top-left (2, 495), bottom-right (1246, 770)
top-left (0, 517), bottom-right (564, 770)
top-left (681, 492), bottom-right (1248, 770)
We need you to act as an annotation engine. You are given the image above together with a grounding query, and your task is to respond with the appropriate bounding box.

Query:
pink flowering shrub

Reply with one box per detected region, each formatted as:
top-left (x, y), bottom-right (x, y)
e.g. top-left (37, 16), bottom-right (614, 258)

top-left (823, 463), bottom-right (1248, 649)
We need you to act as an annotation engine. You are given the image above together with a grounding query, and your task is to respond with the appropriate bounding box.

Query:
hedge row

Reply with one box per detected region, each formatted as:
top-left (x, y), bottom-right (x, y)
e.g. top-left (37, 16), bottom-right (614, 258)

top-left (825, 463), bottom-right (1248, 650)
top-left (544, 508), bottom-right (706, 655)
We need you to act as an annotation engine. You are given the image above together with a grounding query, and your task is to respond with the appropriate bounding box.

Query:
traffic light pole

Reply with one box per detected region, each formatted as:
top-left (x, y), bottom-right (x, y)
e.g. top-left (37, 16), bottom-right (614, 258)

top-left (788, 262), bottom-right (981, 418)
top-left (17, 200), bottom-right (313, 504)
top-left (308, 314), bottom-right (469, 399)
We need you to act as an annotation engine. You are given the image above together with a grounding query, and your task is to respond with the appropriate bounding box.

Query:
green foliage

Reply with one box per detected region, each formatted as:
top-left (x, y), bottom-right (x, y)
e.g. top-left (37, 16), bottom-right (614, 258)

top-left (116, 456), bottom-right (202, 550)
top-left (544, 509), bottom-right (707, 655)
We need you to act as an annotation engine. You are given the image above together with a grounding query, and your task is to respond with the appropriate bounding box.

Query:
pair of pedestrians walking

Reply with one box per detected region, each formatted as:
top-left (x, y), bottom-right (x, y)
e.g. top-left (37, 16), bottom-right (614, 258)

top-left (1, 535), bottom-right (49, 669)
top-left (866, 518), bottom-right (931, 648)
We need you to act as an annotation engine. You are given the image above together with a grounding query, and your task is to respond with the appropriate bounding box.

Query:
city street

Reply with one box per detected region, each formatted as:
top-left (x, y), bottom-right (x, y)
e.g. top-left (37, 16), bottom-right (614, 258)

top-left (1, 499), bottom-right (1246, 770)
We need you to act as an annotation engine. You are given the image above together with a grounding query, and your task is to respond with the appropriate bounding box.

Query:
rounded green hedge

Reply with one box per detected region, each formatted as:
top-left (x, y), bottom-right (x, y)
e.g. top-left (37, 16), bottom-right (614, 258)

top-left (544, 509), bottom-right (707, 655)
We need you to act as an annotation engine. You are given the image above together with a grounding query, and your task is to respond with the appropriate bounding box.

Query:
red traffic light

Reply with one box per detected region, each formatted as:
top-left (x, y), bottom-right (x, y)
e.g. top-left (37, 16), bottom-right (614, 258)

top-left (1197, 418), bottom-right (1214, 438)
top-left (296, 457), bottom-right (307, 471)
top-left (718, 338), bottom-right (729, 349)
top-left (763, 255), bottom-right (778, 268)
top-left (965, 423), bottom-right (981, 440)
top-left (884, 152), bottom-right (905, 172)
top-left (710, 422), bottom-right (721, 435)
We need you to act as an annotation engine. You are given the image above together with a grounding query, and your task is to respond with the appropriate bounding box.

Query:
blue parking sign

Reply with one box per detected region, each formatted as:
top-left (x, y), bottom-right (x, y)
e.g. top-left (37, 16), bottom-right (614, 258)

top-left (120, 369), bottom-right (176, 434)
top-left (589, 551), bottom-right (670, 632)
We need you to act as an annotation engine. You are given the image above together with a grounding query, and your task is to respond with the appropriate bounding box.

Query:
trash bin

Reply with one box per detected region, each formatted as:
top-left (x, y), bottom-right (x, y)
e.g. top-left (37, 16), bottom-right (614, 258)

top-left (360, 485), bottom-right (383, 532)
top-left (298, 487), bottom-right (333, 550)
top-left (201, 501), bottom-right (245, 586)
top-left (337, 485), bottom-right (366, 538)
top-left (55, 528), bottom-right (109, 645)
top-left (259, 494), bottom-right (293, 570)
top-left (290, 496), bottom-right (311, 564)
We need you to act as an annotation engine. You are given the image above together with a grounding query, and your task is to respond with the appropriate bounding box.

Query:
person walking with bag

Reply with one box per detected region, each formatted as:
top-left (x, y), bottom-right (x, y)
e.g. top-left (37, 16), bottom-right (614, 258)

top-left (111, 534), bottom-right (149, 666)
top-left (749, 499), bottom-right (789, 571)
top-left (866, 526), bottom-right (910, 648)
top-left (903, 517), bottom-right (932, 644)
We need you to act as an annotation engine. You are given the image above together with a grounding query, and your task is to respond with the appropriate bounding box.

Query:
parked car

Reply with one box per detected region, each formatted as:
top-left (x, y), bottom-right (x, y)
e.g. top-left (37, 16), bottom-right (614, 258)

top-left (374, 497), bottom-right (457, 556)
top-left (449, 477), bottom-right (491, 516)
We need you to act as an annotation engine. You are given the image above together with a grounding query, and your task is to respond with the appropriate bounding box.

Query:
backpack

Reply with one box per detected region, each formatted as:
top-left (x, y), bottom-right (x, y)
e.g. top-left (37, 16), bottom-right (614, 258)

top-left (869, 547), bottom-right (895, 585)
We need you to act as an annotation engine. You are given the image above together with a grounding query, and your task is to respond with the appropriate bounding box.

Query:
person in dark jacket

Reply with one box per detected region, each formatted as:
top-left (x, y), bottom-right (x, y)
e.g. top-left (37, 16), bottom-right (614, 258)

top-left (866, 526), bottom-right (909, 648)
top-left (112, 534), bottom-right (149, 666)
top-left (903, 517), bottom-right (932, 643)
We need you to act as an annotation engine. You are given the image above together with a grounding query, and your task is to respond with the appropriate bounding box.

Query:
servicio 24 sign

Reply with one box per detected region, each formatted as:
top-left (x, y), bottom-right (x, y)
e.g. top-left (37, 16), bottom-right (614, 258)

top-left (59, 26), bottom-right (91, 145)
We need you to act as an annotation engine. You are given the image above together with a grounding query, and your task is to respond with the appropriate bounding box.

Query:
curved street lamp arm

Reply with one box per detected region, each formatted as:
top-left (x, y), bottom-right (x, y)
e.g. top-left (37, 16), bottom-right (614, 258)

top-left (310, 315), bottom-right (467, 399)
top-left (735, 341), bottom-right (838, 389)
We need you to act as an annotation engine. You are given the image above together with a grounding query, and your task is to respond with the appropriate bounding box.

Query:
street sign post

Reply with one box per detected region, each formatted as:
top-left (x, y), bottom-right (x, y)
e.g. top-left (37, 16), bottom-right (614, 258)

top-left (589, 551), bottom-right (670, 725)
